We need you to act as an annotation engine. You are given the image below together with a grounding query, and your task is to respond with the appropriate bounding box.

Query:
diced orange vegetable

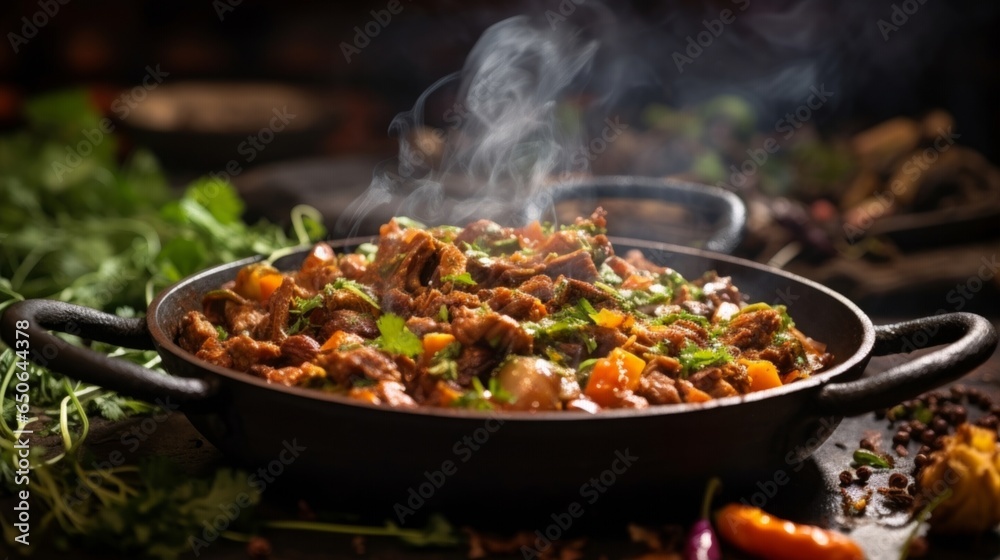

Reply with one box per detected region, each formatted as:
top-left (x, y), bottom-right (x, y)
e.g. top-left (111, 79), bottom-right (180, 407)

top-left (435, 381), bottom-right (463, 407)
top-left (348, 387), bottom-right (380, 405)
top-left (622, 274), bottom-right (654, 290)
top-left (781, 369), bottom-right (807, 385)
top-left (683, 384), bottom-right (712, 403)
top-left (591, 308), bottom-right (626, 329)
top-left (742, 359), bottom-right (783, 392)
top-left (320, 330), bottom-right (364, 353)
top-left (233, 263), bottom-right (281, 301)
top-left (300, 243), bottom-right (336, 274)
top-left (258, 274), bottom-right (284, 301)
top-left (584, 348), bottom-right (646, 407)
top-left (422, 332), bottom-right (456, 362)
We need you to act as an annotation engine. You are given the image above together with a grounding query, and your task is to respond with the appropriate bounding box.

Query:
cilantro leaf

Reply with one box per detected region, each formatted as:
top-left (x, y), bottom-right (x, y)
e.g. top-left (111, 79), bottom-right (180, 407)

top-left (326, 278), bottom-right (380, 310)
top-left (374, 313), bottom-right (423, 358)
top-left (678, 341), bottom-right (733, 376)
top-left (441, 272), bottom-right (475, 286)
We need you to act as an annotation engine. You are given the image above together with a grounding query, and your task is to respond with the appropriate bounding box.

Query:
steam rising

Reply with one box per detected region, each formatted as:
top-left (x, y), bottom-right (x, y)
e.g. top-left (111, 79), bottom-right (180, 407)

top-left (337, 16), bottom-right (601, 234)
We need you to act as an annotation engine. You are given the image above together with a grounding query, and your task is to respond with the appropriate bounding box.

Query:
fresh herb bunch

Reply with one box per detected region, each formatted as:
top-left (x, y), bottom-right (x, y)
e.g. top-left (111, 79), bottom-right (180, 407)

top-left (0, 90), bottom-right (331, 557)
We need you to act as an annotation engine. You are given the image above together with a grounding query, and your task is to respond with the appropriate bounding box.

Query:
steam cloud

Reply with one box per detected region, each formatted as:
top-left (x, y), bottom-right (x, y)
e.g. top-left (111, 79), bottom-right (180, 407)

top-left (336, 14), bottom-right (609, 235)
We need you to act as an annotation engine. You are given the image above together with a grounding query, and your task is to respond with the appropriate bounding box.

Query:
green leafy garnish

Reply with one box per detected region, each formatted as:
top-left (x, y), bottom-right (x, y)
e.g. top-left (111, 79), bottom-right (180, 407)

top-left (451, 378), bottom-right (512, 411)
top-left (326, 278), bottom-right (380, 310)
top-left (374, 313), bottom-right (423, 358)
top-left (678, 341), bottom-right (733, 376)
top-left (427, 342), bottom-right (462, 381)
top-left (288, 293), bottom-right (325, 334)
top-left (654, 311), bottom-right (710, 327)
top-left (442, 272), bottom-right (475, 286)
top-left (215, 325), bottom-right (229, 341)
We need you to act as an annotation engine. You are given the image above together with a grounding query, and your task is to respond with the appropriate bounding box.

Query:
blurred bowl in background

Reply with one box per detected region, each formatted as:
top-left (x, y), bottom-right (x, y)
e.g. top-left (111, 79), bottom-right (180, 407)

top-left (117, 82), bottom-right (343, 171)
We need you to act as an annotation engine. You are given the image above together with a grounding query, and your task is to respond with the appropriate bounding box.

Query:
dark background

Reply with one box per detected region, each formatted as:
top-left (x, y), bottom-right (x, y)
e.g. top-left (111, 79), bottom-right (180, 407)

top-left (2, 0), bottom-right (998, 163)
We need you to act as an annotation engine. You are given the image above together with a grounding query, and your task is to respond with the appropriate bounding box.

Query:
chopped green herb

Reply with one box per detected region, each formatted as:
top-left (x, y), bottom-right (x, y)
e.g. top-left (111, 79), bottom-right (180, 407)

top-left (215, 325), bottom-right (229, 341)
top-left (597, 263), bottom-right (623, 285)
top-left (288, 293), bottom-right (325, 334)
top-left (326, 278), bottom-right (380, 310)
top-left (394, 216), bottom-right (426, 230)
top-left (438, 304), bottom-right (449, 322)
top-left (427, 342), bottom-right (462, 381)
top-left (355, 242), bottom-right (378, 261)
top-left (442, 272), bottom-right (475, 286)
top-left (374, 313), bottom-right (423, 359)
top-left (678, 341), bottom-right (733, 376)
top-left (654, 311), bottom-right (710, 327)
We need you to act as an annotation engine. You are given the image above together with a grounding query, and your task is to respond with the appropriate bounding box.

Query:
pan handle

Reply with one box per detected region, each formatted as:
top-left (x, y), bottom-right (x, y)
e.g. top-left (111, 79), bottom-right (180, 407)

top-left (817, 312), bottom-right (997, 417)
top-left (545, 176), bottom-right (746, 254)
top-left (0, 299), bottom-right (215, 404)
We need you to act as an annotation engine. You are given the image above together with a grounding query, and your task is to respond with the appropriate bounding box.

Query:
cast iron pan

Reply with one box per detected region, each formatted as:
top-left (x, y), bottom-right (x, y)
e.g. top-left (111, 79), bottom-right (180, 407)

top-left (1, 179), bottom-right (996, 526)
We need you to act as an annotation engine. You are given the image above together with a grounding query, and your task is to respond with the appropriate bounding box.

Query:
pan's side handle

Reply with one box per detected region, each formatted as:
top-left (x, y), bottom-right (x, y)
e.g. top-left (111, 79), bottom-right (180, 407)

top-left (0, 299), bottom-right (215, 404)
top-left (817, 313), bottom-right (997, 417)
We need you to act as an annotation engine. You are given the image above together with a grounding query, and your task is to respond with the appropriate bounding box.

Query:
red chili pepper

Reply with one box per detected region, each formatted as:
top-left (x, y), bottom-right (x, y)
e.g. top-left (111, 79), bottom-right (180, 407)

top-left (715, 504), bottom-right (865, 560)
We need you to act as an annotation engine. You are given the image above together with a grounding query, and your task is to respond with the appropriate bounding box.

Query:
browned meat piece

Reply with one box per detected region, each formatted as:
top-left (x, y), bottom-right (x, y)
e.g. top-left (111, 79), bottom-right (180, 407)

top-left (381, 288), bottom-right (414, 317)
top-left (259, 363), bottom-right (326, 386)
top-left (548, 278), bottom-right (616, 310)
top-left (543, 249), bottom-right (598, 283)
top-left (297, 243), bottom-right (340, 291)
top-left (591, 326), bottom-right (629, 357)
top-left (318, 310), bottom-right (379, 341)
top-left (319, 346), bottom-right (402, 385)
top-left (454, 345), bottom-right (498, 385)
top-left (632, 320), bottom-right (708, 352)
top-left (466, 258), bottom-right (542, 288)
top-left (432, 240), bottom-right (468, 282)
top-left (365, 221), bottom-right (438, 292)
top-left (178, 311), bottom-right (219, 354)
top-left (636, 371), bottom-right (681, 405)
top-left (554, 341), bottom-right (586, 366)
top-left (699, 273), bottom-right (743, 306)
top-left (338, 253), bottom-right (368, 280)
top-left (224, 335), bottom-right (282, 372)
top-left (481, 287), bottom-right (546, 321)
top-left (410, 288), bottom-right (480, 318)
top-left (517, 274), bottom-right (555, 302)
top-left (623, 249), bottom-right (668, 274)
top-left (743, 339), bottom-right (804, 376)
top-left (279, 334), bottom-right (321, 366)
top-left (262, 277), bottom-right (298, 342)
top-left (536, 230), bottom-right (588, 256)
top-left (642, 355), bottom-right (682, 377)
top-left (450, 306), bottom-right (532, 355)
top-left (195, 338), bottom-right (233, 369)
top-left (603, 256), bottom-right (637, 280)
top-left (224, 302), bottom-right (267, 338)
top-left (590, 234), bottom-right (614, 263)
top-left (680, 299), bottom-right (712, 317)
top-left (405, 315), bottom-right (447, 338)
top-left (453, 219), bottom-right (517, 251)
top-left (689, 367), bottom-right (740, 398)
top-left (720, 309), bottom-right (782, 350)
top-left (325, 287), bottom-right (378, 314)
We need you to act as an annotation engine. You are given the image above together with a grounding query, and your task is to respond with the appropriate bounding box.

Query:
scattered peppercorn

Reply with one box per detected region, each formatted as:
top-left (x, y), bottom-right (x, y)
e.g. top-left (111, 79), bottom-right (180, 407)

top-left (247, 536), bottom-right (272, 560)
top-left (931, 418), bottom-right (949, 435)
top-left (860, 438), bottom-right (876, 451)
top-left (895, 444), bottom-right (909, 457)
top-left (839, 470), bottom-right (853, 486)
top-left (921, 429), bottom-right (937, 444)
top-left (914, 453), bottom-right (930, 468)
top-left (888, 472), bottom-right (908, 489)
top-left (856, 466), bottom-right (872, 482)
top-left (893, 431), bottom-right (910, 445)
